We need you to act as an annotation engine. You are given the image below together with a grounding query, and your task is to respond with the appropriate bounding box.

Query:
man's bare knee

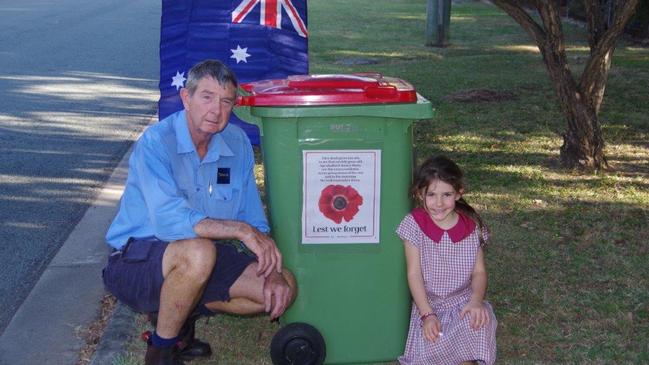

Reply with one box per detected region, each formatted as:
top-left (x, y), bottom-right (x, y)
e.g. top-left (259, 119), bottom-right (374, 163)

top-left (281, 269), bottom-right (298, 303)
top-left (162, 238), bottom-right (216, 279)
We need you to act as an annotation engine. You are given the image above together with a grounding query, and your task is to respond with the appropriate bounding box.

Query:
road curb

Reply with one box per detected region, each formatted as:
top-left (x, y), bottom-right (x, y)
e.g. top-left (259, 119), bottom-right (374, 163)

top-left (89, 302), bottom-right (138, 365)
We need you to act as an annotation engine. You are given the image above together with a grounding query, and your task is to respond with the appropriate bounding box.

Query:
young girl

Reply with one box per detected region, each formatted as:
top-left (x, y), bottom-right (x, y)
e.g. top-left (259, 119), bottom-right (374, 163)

top-left (397, 155), bottom-right (497, 365)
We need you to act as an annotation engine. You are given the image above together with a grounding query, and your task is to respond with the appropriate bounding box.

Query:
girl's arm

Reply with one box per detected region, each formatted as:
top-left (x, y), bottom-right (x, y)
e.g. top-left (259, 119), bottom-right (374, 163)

top-left (403, 240), bottom-right (441, 342)
top-left (460, 247), bottom-right (491, 329)
top-left (469, 247), bottom-right (488, 301)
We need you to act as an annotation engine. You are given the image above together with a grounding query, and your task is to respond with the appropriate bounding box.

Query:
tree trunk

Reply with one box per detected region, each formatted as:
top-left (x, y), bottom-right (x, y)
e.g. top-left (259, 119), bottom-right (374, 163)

top-left (542, 48), bottom-right (607, 171)
top-left (558, 96), bottom-right (607, 170)
top-left (534, 0), bottom-right (608, 171)
top-left (491, 0), bottom-right (639, 171)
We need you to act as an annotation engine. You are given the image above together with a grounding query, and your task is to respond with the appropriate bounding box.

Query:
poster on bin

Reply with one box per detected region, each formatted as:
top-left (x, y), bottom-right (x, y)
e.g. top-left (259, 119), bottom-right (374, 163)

top-left (302, 150), bottom-right (381, 244)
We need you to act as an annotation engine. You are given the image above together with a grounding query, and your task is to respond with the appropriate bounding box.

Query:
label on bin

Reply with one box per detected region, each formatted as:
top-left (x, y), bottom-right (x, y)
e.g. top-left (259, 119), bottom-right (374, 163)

top-left (302, 150), bottom-right (381, 244)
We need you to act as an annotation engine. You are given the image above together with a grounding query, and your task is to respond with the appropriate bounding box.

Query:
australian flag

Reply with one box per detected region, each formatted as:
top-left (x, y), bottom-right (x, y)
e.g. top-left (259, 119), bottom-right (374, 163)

top-left (159, 0), bottom-right (309, 145)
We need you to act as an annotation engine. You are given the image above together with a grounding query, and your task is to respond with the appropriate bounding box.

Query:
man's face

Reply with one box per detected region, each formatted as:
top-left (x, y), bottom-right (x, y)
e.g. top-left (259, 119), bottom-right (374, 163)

top-left (181, 76), bottom-right (237, 138)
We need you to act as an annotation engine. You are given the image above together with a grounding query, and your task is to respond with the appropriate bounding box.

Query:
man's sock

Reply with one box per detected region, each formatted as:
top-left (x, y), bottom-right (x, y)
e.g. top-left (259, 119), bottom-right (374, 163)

top-left (151, 331), bottom-right (180, 348)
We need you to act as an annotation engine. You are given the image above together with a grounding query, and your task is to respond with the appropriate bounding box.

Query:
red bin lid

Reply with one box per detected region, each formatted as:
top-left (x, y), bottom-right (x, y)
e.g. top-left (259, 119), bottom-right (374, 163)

top-left (238, 73), bottom-right (418, 106)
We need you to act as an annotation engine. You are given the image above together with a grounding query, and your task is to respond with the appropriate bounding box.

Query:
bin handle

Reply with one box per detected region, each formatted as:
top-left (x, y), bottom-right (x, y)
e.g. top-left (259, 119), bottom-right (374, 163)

top-left (286, 74), bottom-right (398, 99)
top-left (286, 73), bottom-right (383, 90)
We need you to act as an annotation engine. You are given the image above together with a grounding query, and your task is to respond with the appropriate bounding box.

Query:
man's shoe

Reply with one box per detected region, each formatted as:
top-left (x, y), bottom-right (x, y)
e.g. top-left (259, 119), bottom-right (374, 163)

top-left (144, 342), bottom-right (185, 365)
top-left (147, 312), bottom-right (213, 360)
top-left (175, 315), bottom-right (213, 360)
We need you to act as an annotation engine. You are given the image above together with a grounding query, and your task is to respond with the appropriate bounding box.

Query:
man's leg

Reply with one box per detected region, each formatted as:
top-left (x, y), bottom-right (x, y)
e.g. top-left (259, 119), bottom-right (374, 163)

top-left (102, 237), bottom-right (217, 364)
top-left (204, 262), bottom-right (297, 316)
top-left (156, 238), bottom-right (216, 338)
top-left (146, 242), bottom-right (296, 364)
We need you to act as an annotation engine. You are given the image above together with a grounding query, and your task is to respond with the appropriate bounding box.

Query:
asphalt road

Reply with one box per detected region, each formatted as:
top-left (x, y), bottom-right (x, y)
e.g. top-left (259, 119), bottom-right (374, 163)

top-left (0, 0), bottom-right (160, 334)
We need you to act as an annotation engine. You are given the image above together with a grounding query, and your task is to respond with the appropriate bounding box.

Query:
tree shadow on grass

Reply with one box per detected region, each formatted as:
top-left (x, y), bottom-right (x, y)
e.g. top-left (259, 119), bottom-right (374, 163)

top-left (486, 200), bottom-right (648, 363)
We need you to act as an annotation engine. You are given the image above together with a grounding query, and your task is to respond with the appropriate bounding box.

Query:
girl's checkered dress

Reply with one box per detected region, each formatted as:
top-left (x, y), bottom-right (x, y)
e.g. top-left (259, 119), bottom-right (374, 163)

top-left (396, 210), bottom-right (497, 365)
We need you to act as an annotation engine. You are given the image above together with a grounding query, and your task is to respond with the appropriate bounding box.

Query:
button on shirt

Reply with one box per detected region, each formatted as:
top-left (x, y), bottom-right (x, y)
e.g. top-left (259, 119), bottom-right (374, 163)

top-left (105, 110), bottom-right (269, 249)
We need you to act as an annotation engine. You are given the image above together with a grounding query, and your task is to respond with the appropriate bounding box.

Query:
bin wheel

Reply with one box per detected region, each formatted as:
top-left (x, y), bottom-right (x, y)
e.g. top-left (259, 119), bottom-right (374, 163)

top-left (270, 322), bottom-right (326, 365)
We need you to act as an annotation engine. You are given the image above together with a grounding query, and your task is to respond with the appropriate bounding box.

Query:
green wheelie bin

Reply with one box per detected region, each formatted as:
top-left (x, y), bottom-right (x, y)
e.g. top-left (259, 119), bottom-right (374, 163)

top-left (235, 73), bottom-right (434, 365)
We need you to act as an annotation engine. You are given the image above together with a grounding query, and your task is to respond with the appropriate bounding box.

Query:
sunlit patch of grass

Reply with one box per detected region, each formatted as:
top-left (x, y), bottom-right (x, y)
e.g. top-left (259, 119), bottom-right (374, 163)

top-left (394, 14), bottom-right (426, 21)
top-left (493, 44), bottom-right (540, 54)
top-left (450, 15), bottom-right (478, 22)
top-left (253, 147), bottom-right (265, 184)
top-left (565, 45), bottom-right (591, 52)
top-left (327, 49), bottom-right (440, 60)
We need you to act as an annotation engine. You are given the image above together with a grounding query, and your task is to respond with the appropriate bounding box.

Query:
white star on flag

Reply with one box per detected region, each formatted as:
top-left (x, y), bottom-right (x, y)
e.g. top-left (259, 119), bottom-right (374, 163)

top-left (230, 45), bottom-right (251, 64)
top-left (171, 71), bottom-right (186, 90)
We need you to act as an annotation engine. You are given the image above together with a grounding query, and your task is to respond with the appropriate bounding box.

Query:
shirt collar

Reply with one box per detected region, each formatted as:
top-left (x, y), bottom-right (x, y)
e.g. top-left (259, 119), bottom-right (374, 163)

top-left (411, 207), bottom-right (476, 243)
top-left (173, 110), bottom-right (235, 161)
top-left (203, 132), bottom-right (234, 162)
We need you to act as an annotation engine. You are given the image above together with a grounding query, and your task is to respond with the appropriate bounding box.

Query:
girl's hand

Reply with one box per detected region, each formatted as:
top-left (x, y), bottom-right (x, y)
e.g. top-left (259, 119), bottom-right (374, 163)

top-left (422, 315), bottom-right (442, 342)
top-left (460, 300), bottom-right (490, 330)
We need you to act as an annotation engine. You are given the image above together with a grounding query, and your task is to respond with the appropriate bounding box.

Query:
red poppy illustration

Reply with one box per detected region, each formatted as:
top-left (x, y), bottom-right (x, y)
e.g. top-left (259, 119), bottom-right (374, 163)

top-left (318, 184), bottom-right (363, 224)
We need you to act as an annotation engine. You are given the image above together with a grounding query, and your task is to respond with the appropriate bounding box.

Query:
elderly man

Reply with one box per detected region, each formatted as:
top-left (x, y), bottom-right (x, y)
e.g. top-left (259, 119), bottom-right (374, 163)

top-left (103, 59), bottom-right (296, 365)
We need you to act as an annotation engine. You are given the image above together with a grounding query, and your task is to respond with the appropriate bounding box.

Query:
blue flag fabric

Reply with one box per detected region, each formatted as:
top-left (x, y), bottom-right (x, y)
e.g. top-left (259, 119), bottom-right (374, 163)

top-left (159, 0), bottom-right (309, 145)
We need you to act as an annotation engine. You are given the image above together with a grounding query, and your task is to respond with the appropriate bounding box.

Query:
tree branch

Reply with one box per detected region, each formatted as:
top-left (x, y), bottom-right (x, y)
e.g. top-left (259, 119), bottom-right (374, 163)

top-left (591, 0), bottom-right (639, 57)
top-left (580, 0), bottom-right (639, 106)
top-left (491, 0), bottom-right (546, 45)
top-left (536, 0), bottom-right (569, 66)
top-left (583, 0), bottom-right (606, 48)
top-left (532, 1), bottom-right (579, 105)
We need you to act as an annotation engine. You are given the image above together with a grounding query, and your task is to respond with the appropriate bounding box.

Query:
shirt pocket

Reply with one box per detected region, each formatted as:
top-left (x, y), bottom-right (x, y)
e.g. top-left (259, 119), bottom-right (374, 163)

top-left (212, 184), bottom-right (233, 201)
top-left (208, 184), bottom-right (240, 219)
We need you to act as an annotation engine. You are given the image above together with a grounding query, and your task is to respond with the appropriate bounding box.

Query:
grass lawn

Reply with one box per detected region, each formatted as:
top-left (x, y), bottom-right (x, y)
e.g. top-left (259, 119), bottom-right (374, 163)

top-left (114, 0), bottom-right (649, 364)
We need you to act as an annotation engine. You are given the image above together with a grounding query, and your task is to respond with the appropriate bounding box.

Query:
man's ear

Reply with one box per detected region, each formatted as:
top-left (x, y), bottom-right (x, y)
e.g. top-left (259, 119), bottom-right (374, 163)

top-left (179, 88), bottom-right (190, 109)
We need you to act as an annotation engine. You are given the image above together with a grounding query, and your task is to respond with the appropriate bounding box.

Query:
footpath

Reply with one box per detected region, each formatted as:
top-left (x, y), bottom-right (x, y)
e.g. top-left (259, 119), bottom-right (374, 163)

top-left (0, 146), bottom-right (137, 365)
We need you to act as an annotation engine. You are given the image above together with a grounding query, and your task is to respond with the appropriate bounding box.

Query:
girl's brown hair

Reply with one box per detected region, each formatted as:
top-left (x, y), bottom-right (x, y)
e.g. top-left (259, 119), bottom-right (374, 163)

top-left (411, 155), bottom-right (489, 246)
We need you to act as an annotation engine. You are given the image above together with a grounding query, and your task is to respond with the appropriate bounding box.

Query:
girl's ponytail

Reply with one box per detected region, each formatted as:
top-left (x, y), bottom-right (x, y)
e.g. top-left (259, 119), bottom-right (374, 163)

top-left (455, 198), bottom-right (489, 248)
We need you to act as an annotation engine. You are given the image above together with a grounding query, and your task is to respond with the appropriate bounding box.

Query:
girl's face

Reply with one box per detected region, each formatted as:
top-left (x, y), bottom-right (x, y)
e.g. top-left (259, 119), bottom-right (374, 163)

top-left (421, 179), bottom-right (462, 229)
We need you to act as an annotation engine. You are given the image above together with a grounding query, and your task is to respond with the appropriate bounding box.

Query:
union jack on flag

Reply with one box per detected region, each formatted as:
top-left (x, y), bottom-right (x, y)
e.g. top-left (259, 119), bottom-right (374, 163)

top-left (158, 0), bottom-right (309, 145)
top-left (232, 0), bottom-right (308, 38)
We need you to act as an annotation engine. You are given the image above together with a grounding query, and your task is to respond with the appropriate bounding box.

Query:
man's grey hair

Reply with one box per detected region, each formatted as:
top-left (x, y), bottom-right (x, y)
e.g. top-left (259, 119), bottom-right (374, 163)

top-left (185, 59), bottom-right (238, 95)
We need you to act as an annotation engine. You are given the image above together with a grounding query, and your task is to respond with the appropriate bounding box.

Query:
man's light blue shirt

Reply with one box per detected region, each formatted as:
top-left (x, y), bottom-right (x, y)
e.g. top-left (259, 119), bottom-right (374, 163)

top-left (106, 110), bottom-right (269, 249)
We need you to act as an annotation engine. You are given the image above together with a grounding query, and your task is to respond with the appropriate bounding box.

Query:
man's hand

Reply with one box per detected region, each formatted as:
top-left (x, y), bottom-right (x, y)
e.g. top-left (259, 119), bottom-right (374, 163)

top-left (263, 271), bottom-right (293, 320)
top-left (193, 218), bottom-right (283, 277)
top-left (239, 224), bottom-right (283, 277)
